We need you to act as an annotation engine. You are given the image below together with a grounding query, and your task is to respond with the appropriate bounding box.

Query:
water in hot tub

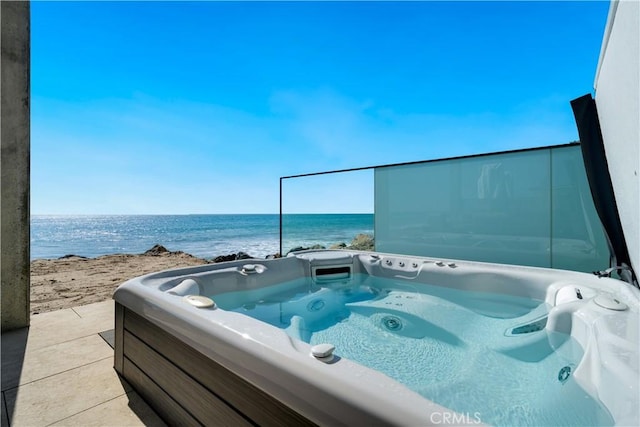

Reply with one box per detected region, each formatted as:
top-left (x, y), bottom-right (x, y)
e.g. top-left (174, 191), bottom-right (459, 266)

top-left (212, 275), bottom-right (613, 426)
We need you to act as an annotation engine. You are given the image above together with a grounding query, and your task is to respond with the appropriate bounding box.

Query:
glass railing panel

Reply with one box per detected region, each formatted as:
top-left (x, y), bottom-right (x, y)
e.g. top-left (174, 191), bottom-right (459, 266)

top-left (375, 150), bottom-right (554, 267)
top-left (280, 170), bottom-right (374, 255)
top-left (281, 144), bottom-right (610, 273)
top-left (550, 145), bottom-right (609, 272)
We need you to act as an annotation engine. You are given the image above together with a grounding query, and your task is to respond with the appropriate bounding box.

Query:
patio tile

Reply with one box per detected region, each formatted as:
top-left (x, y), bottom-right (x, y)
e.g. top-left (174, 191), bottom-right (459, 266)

top-left (1, 327), bottom-right (29, 392)
top-left (2, 334), bottom-right (113, 391)
top-left (4, 358), bottom-right (129, 426)
top-left (21, 304), bottom-right (113, 351)
top-left (29, 308), bottom-right (80, 328)
top-left (50, 392), bottom-right (166, 427)
top-left (72, 300), bottom-right (114, 328)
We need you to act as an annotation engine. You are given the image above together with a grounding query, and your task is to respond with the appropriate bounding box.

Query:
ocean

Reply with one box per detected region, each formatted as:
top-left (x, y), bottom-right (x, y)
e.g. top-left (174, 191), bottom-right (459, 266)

top-left (30, 214), bottom-right (374, 261)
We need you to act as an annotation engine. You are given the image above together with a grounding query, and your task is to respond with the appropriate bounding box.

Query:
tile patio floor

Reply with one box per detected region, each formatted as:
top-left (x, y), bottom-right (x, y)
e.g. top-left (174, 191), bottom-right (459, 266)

top-left (1, 300), bottom-right (164, 426)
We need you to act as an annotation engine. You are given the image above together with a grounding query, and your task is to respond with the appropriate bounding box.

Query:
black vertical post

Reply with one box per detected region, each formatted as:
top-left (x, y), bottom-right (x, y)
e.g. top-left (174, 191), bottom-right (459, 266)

top-left (279, 177), bottom-right (283, 256)
top-left (571, 94), bottom-right (634, 284)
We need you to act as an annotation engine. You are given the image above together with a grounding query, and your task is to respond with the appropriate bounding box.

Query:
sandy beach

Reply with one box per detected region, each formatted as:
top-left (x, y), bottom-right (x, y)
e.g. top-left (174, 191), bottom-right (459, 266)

top-left (30, 234), bottom-right (373, 315)
top-left (30, 247), bottom-right (210, 315)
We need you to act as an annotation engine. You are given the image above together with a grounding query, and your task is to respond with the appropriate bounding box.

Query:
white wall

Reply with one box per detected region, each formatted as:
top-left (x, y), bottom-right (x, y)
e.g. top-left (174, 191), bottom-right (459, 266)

top-left (594, 0), bottom-right (640, 275)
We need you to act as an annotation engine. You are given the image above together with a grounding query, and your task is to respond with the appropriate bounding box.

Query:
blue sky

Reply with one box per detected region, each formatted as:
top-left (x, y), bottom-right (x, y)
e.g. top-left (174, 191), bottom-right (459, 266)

top-left (31, 1), bottom-right (610, 214)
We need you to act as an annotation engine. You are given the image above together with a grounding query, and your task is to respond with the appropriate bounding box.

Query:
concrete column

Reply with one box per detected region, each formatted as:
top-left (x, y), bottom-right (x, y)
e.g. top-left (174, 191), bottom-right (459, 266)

top-left (1, 1), bottom-right (30, 331)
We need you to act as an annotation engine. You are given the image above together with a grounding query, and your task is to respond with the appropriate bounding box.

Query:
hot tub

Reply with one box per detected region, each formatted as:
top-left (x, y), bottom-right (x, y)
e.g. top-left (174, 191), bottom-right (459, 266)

top-left (113, 250), bottom-right (639, 426)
